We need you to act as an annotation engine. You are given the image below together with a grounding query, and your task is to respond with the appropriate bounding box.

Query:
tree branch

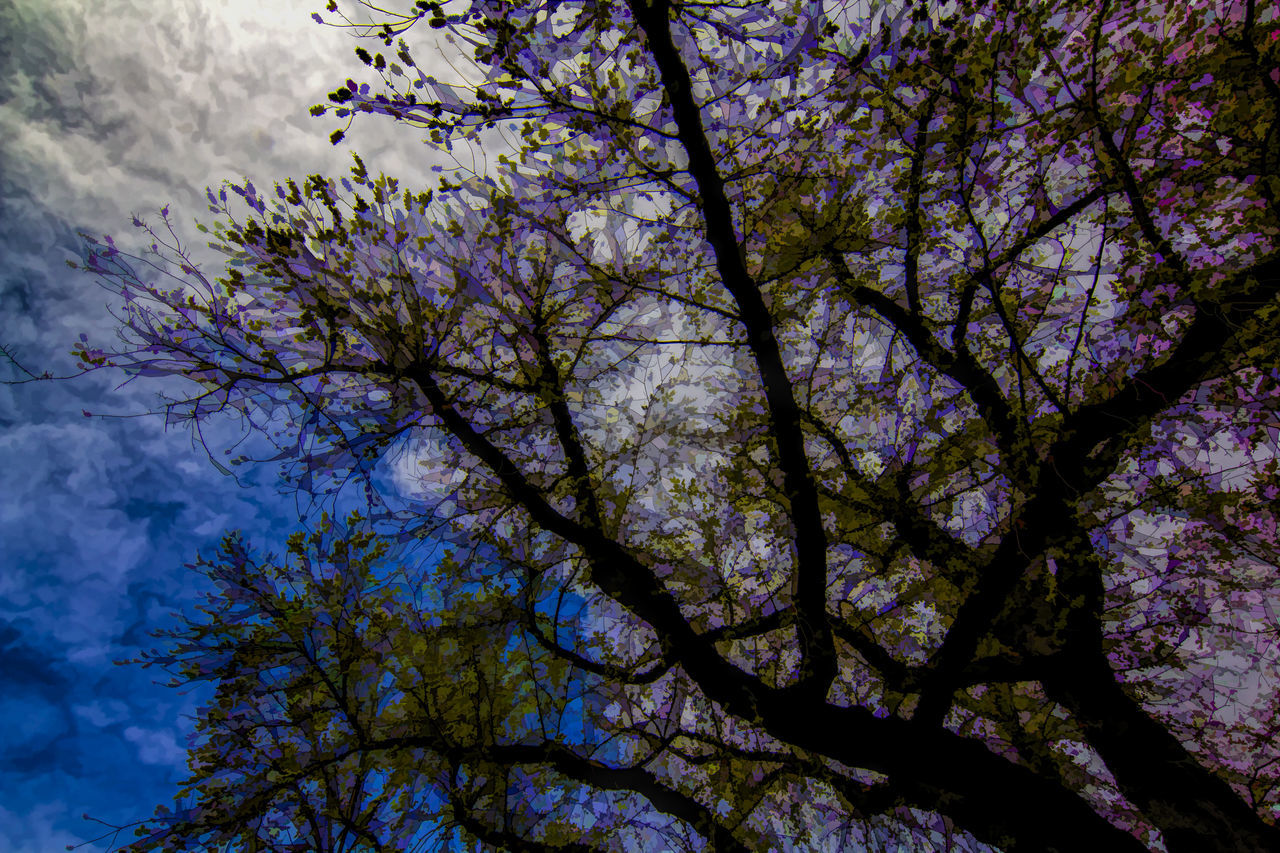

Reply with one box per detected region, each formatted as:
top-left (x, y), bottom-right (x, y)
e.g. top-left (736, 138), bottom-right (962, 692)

top-left (628, 0), bottom-right (835, 698)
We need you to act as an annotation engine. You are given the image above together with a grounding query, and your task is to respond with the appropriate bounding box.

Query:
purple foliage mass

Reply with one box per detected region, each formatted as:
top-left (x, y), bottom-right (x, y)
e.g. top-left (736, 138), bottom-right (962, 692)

top-left (70, 1), bottom-right (1280, 851)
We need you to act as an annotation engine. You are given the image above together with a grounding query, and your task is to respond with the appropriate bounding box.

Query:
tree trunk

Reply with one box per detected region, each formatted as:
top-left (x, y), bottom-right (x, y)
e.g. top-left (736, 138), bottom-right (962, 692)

top-left (1041, 651), bottom-right (1280, 853)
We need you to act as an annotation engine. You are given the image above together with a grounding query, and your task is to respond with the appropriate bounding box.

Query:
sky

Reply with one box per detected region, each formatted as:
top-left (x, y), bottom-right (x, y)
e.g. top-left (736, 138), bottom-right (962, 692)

top-left (0, 1), bottom-right (458, 848)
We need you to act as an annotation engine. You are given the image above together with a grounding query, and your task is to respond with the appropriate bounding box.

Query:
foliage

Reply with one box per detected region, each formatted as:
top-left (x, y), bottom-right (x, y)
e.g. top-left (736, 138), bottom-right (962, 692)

top-left (74, 0), bottom-right (1280, 850)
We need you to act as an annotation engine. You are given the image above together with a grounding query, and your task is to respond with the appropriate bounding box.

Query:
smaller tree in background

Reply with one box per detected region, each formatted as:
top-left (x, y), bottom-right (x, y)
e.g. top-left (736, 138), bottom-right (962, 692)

top-left (123, 516), bottom-right (707, 852)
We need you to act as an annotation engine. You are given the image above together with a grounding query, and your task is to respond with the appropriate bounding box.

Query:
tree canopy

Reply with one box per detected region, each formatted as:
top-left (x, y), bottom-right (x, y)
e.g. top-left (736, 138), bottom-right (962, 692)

top-left (74, 0), bottom-right (1280, 850)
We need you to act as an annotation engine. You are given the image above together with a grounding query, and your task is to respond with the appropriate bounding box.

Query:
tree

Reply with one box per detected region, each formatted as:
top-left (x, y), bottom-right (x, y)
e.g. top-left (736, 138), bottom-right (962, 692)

top-left (73, 0), bottom-right (1280, 850)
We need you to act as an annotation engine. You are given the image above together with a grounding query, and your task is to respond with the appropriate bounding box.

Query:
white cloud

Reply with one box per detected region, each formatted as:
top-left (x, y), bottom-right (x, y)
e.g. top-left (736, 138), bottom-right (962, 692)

top-left (1, 0), bottom-right (464, 323)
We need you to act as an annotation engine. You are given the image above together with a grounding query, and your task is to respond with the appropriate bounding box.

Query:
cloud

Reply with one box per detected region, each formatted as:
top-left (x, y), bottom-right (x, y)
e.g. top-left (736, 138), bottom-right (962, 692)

top-left (0, 802), bottom-right (87, 853)
top-left (0, 690), bottom-right (72, 769)
top-left (0, 619), bottom-right (69, 688)
top-left (123, 725), bottom-right (188, 768)
top-left (1, 0), bottom-right (453, 262)
top-left (73, 699), bottom-right (131, 729)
